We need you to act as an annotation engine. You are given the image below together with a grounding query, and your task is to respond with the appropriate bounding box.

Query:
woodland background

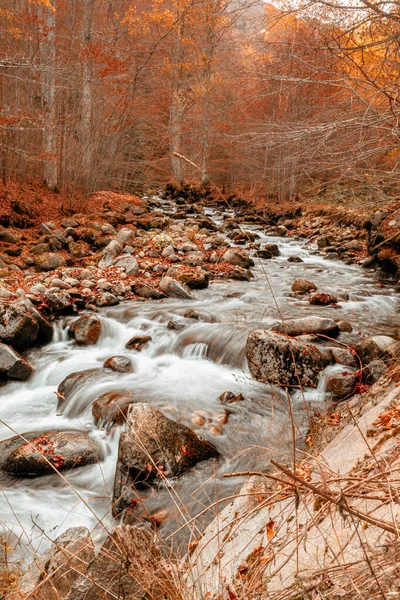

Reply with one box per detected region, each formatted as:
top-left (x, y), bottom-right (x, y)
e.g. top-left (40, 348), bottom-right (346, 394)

top-left (1, 0), bottom-right (399, 207)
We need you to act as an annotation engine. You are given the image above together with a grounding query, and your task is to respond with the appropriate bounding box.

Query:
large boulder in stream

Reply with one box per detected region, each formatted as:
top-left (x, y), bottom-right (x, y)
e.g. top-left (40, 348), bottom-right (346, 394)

top-left (246, 330), bottom-right (329, 387)
top-left (68, 314), bottom-right (102, 345)
top-left (0, 343), bottom-right (33, 382)
top-left (0, 303), bottom-right (52, 351)
top-left (272, 316), bottom-right (340, 338)
top-left (0, 430), bottom-right (100, 477)
top-left (113, 403), bottom-right (219, 516)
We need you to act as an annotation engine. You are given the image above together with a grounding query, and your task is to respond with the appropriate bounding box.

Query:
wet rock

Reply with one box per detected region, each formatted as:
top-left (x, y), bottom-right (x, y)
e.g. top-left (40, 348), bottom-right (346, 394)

top-left (103, 355), bottom-right (133, 373)
top-left (34, 253), bottom-right (66, 272)
top-left (113, 403), bottom-right (218, 514)
top-left (326, 372), bottom-right (356, 399)
top-left (166, 265), bottom-right (209, 289)
top-left (0, 304), bottom-right (40, 350)
top-left (0, 343), bottom-right (33, 381)
top-left (272, 316), bottom-right (339, 338)
top-left (115, 228), bottom-right (136, 245)
top-left (364, 359), bottom-right (387, 384)
top-left (114, 255), bottom-right (139, 275)
top-left (355, 335), bottom-right (400, 365)
top-left (222, 266), bottom-right (253, 281)
top-left (132, 283), bottom-right (166, 299)
top-left (331, 347), bottom-right (358, 367)
top-left (291, 279), bottom-right (317, 294)
top-left (159, 276), bottom-right (194, 299)
top-left (125, 335), bottom-right (152, 351)
top-left (183, 309), bottom-right (201, 320)
top-left (219, 391), bottom-right (244, 404)
top-left (95, 292), bottom-right (119, 306)
top-left (246, 330), bottom-right (329, 387)
top-left (68, 315), bottom-right (101, 345)
top-left (57, 368), bottom-right (104, 407)
top-left (309, 292), bottom-right (338, 306)
top-left (262, 243), bottom-right (281, 258)
top-left (92, 390), bottom-right (135, 428)
top-left (0, 430), bottom-right (100, 477)
top-left (221, 248), bottom-right (254, 269)
top-left (65, 525), bottom-right (179, 600)
top-left (287, 255), bottom-right (304, 263)
top-left (167, 320), bottom-right (185, 330)
top-left (337, 320), bottom-right (353, 332)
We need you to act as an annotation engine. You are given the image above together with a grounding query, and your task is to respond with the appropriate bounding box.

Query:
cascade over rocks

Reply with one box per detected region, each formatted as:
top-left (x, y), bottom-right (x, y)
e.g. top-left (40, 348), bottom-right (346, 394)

top-left (246, 330), bottom-right (329, 387)
top-left (68, 314), bottom-right (101, 345)
top-left (272, 316), bottom-right (340, 338)
top-left (113, 403), bottom-right (219, 515)
top-left (0, 430), bottom-right (100, 477)
top-left (57, 368), bottom-right (105, 408)
top-left (92, 390), bottom-right (135, 428)
top-left (0, 343), bottom-right (33, 382)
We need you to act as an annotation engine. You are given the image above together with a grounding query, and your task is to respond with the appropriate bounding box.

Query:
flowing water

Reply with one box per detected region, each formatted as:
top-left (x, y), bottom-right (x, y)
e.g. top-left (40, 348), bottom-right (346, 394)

top-left (1, 202), bottom-right (399, 554)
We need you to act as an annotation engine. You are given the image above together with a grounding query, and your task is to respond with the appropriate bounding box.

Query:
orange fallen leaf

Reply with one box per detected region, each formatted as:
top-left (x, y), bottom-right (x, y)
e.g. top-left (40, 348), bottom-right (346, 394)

top-left (266, 520), bottom-right (275, 541)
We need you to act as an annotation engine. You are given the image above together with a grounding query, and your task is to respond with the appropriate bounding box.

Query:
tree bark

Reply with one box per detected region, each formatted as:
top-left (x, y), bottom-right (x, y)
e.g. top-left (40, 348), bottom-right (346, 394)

top-left (38, 0), bottom-right (58, 191)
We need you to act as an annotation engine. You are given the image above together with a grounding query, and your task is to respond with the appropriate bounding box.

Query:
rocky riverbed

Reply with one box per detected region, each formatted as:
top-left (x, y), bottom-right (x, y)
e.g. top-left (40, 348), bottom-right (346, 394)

top-left (0, 187), bottom-right (399, 598)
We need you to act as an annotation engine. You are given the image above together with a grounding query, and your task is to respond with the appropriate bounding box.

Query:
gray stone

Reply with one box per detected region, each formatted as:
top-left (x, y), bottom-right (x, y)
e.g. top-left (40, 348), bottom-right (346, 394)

top-left (272, 316), bottom-right (340, 338)
top-left (113, 403), bottom-right (218, 515)
top-left (326, 372), bottom-right (356, 398)
top-left (114, 255), bottom-right (139, 276)
top-left (103, 355), bottom-right (133, 373)
top-left (0, 343), bottom-right (33, 381)
top-left (68, 315), bottom-right (101, 345)
top-left (159, 276), bottom-right (194, 299)
top-left (246, 330), bottom-right (329, 387)
top-left (0, 430), bottom-right (100, 477)
top-left (34, 253), bottom-right (66, 272)
top-left (221, 248), bottom-right (254, 269)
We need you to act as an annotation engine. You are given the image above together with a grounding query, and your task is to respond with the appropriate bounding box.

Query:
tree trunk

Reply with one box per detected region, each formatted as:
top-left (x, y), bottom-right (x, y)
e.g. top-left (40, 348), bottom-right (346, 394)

top-left (38, 0), bottom-right (58, 191)
top-left (169, 9), bottom-right (185, 185)
top-left (81, 0), bottom-right (94, 191)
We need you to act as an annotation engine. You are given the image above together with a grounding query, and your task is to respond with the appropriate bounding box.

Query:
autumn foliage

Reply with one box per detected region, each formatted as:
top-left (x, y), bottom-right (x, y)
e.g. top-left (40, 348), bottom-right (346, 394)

top-left (0, 0), bottom-right (399, 205)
